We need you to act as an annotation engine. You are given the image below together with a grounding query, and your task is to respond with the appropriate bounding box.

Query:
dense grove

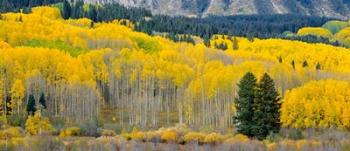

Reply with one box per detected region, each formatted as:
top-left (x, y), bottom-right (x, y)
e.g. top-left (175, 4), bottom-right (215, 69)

top-left (0, 0), bottom-right (332, 42)
top-left (283, 20), bottom-right (350, 47)
top-left (1, 7), bottom-right (350, 128)
top-left (0, 5), bottom-right (350, 151)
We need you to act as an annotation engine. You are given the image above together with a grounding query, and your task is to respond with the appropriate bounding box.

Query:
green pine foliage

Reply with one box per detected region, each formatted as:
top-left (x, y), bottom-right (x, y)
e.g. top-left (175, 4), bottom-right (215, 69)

top-left (232, 37), bottom-right (239, 50)
top-left (62, 0), bottom-right (71, 19)
top-left (39, 93), bottom-right (46, 109)
top-left (302, 60), bottom-right (308, 67)
top-left (234, 72), bottom-right (281, 140)
top-left (27, 94), bottom-right (36, 115)
top-left (291, 60), bottom-right (295, 69)
top-left (316, 62), bottom-right (322, 70)
top-left (252, 73), bottom-right (281, 140)
top-left (233, 72), bottom-right (257, 138)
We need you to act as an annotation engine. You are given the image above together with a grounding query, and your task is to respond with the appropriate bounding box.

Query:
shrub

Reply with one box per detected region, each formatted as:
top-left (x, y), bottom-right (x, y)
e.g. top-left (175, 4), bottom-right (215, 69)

top-left (172, 123), bottom-right (191, 135)
top-left (121, 128), bottom-right (131, 140)
top-left (59, 127), bottom-right (81, 137)
top-left (161, 130), bottom-right (177, 143)
top-left (146, 131), bottom-right (160, 142)
top-left (266, 142), bottom-right (277, 151)
top-left (131, 131), bottom-right (146, 141)
top-left (204, 133), bottom-right (224, 144)
top-left (0, 127), bottom-right (24, 139)
top-left (8, 115), bottom-right (25, 127)
top-left (183, 132), bottom-right (206, 143)
top-left (0, 41), bottom-right (11, 49)
top-left (266, 133), bottom-right (282, 142)
top-left (78, 118), bottom-right (102, 136)
top-left (224, 134), bottom-right (249, 144)
top-left (25, 112), bottom-right (55, 135)
top-left (100, 129), bottom-right (116, 137)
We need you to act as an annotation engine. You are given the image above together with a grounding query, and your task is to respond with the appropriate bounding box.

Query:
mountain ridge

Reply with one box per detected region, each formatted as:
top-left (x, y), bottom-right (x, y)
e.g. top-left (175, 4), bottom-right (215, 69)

top-left (84, 0), bottom-right (350, 19)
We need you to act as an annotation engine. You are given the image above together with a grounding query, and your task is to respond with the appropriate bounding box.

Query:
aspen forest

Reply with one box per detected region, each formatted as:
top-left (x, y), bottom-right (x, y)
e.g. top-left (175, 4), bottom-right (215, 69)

top-left (0, 2), bottom-right (350, 151)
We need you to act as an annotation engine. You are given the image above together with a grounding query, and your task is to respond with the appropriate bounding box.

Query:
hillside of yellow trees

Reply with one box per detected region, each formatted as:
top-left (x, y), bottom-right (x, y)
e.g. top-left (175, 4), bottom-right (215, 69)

top-left (289, 20), bottom-right (350, 47)
top-left (0, 6), bottom-right (350, 136)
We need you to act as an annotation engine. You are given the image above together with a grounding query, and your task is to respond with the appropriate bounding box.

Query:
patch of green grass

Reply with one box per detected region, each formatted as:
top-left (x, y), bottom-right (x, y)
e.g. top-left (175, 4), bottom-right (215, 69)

top-left (23, 39), bottom-right (89, 57)
top-left (132, 37), bottom-right (162, 53)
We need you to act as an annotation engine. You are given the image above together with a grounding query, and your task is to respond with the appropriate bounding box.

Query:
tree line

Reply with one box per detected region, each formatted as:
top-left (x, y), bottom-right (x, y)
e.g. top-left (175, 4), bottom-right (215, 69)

top-left (0, 0), bottom-right (62, 13)
top-left (58, 1), bottom-right (339, 46)
top-left (0, 0), bottom-right (336, 46)
top-left (234, 72), bottom-right (280, 140)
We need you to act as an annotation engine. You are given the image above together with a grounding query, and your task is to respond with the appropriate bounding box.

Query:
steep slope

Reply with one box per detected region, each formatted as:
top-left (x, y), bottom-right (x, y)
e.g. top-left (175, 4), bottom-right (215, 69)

top-left (84, 0), bottom-right (350, 19)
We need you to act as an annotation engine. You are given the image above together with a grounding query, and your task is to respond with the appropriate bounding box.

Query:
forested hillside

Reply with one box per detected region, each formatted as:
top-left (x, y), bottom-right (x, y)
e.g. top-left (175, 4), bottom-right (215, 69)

top-left (282, 20), bottom-right (350, 48)
top-left (0, 3), bottom-right (350, 151)
top-left (1, 6), bottom-right (350, 128)
top-left (0, 0), bottom-right (331, 40)
top-left (83, 0), bottom-right (350, 19)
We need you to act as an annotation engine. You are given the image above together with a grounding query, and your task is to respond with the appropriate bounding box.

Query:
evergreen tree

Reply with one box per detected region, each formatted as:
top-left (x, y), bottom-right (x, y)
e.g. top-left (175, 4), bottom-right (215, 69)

top-left (278, 56), bottom-right (283, 63)
top-left (39, 93), bottom-right (46, 109)
top-left (18, 15), bottom-right (22, 22)
top-left (291, 60), bottom-right (295, 69)
top-left (90, 21), bottom-right (94, 28)
top-left (232, 37), bottom-right (239, 50)
top-left (62, 0), bottom-right (71, 19)
top-left (88, 5), bottom-right (97, 22)
top-left (302, 60), bottom-right (308, 67)
top-left (233, 72), bottom-right (257, 138)
top-left (252, 73), bottom-right (281, 140)
top-left (203, 36), bottom-right (211, 47)
top-left (316, 62), bottom-right (321, 70)
top-left (247, 35), bottom-right (254, 42)
top-left (27, 94), bottom-right (36, 115)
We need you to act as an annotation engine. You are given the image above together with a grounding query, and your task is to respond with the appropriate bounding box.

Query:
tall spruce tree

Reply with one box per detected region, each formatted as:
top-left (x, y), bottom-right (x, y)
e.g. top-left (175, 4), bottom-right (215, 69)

top-left (27, 94), bottom-right (36, 115)
top-left (232, 37), bottom-right (239, 50)
top-left (302, 60), bottom-right (308, 67)
top-left (252, 73), bottom-right (281, 140)
top-left (62, 0), bottom-right (71, 19)
top-left (316, 62), bottom-right (321, 70)
top-left (233, 72), bottom-right (257, 137)
top-left (39, 93), bottom-right (46, 109)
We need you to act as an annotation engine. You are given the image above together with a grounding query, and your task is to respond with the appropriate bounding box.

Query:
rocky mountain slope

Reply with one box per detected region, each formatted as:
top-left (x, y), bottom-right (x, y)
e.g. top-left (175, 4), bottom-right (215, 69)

top-left (85, 0), bottom-right (350, 19)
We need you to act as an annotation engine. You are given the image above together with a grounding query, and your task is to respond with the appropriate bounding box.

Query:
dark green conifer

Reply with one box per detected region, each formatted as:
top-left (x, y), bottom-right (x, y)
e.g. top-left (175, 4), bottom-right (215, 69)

top-left (233, 72), bottom-right (257, 138)
top-left (252, 73), bottom-right (281, 140)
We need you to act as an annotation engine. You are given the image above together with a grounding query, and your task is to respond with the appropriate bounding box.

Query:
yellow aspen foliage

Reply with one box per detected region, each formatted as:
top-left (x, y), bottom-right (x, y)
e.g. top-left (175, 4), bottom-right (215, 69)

top-left (66, 18), bottom-right (93, 28)
top-left (9, 79), bottom-right (25, 115)
top-left (203, 133), bottom-right (224, 144)
top-left (335, 27), bottom-right (350, 46)
top-left (297, 27), bottom-right (333, 38)
top-left (161, 130), bottom-right (177, 142)
top-left (31, 6), bottom-right (62, 20)
top-left (183, 132), bottom-right (206, 143)
top-left (0, 127), bottom-right (24, 139)
top-left (0, 41), bottom-right (10, 49)
top-left (130, 127), bottom-right (146, 141)
top-left (1, 8), bottom-right (350, 128)
top-left (59, 127), bottom-right (81, 137)
top-left (281, 80), bottom-right (350, 129)
top-left (0, 47), bottom-right (95, 85)
top-left (25, 111), bottom-right (55, 135)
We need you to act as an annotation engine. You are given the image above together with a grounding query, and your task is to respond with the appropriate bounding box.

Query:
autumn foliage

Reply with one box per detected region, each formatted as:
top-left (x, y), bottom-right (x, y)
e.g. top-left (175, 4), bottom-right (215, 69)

top-left (0, 6), bottom-right (349, 133)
